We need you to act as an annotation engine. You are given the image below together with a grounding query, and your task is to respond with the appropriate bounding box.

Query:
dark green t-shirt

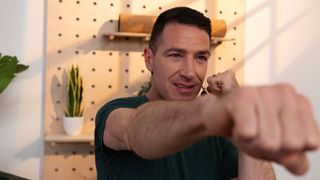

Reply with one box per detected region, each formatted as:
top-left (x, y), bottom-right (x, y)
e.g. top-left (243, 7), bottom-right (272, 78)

top-left (95, 96), bottom-right (238, 180)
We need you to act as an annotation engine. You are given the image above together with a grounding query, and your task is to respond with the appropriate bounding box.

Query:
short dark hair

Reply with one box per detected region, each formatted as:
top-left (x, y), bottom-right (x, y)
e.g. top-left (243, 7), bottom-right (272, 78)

top-left (149, 7), bottom-right (211, 52)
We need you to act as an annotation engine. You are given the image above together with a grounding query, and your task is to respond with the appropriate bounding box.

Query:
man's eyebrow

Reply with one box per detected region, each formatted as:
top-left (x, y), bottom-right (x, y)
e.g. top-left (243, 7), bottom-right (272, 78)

top-left (163, 48), bottom-right (186, 54)
top-left (196, 50), bottom-right (211, 56)
top-left (163, 48), bottom-right (211, 56)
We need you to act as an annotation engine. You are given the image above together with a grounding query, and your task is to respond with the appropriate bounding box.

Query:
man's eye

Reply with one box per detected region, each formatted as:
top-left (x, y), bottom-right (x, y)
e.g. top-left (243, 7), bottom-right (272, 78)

top-left (196, 56), bottom-right (208, 61)
top-left (169, 53), bottom-right (182, 58)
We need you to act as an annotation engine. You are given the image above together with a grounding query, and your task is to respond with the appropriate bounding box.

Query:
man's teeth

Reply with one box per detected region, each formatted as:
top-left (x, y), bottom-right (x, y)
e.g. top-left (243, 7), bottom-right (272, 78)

top-left (177, 84), bottom-right (191, 88)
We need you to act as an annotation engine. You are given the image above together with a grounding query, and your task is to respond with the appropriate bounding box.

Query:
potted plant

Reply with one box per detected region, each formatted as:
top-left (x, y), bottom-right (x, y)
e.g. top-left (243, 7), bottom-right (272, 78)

top-left (0, 53), bottom-right (29, 94)
top-left (63, 65), bottom-right (84, 136)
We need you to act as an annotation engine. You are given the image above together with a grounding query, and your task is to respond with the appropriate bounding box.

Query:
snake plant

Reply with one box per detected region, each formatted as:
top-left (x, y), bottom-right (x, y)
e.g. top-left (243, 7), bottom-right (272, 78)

top-left (65, 65), bottom-right (83, 117)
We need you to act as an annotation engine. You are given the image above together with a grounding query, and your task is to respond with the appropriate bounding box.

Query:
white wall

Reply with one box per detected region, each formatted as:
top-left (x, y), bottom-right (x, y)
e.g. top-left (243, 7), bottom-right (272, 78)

top-left (0, 0), bottom-right (44, 179)
top-left (245, 0), bottom-right (320, 179)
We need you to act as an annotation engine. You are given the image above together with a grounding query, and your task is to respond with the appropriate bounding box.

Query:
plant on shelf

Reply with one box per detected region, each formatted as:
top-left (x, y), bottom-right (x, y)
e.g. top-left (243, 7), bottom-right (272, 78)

top-left (137, 81), bottom-right (151, 96)
top-left (0, 53), bottom-right (29, 94)
top-left (63, 65), bottom-right (84, 136)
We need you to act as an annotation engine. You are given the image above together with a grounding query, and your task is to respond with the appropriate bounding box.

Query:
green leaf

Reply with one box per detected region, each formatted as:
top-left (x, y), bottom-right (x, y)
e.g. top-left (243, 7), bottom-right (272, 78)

top-left (0, 56), bottom-right (17, 77)
top-left (16, 64), bottom-right (29, 73)
top-left (0, 76), bottom-right (15, 93)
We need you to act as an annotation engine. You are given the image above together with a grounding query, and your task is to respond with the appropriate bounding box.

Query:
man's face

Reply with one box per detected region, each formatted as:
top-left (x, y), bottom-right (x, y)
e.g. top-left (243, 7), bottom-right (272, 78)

top-left (145, 23), bottom-right (210, 101)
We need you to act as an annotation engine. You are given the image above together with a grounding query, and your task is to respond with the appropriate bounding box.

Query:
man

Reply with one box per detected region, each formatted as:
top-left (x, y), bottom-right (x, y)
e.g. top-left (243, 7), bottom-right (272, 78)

top-left (95, 7), bottom-right (319, 180)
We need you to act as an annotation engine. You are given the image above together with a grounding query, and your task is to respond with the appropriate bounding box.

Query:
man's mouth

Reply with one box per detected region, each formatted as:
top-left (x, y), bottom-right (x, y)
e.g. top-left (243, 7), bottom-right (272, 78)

top-left (173, 83), bottom-right (196, 93)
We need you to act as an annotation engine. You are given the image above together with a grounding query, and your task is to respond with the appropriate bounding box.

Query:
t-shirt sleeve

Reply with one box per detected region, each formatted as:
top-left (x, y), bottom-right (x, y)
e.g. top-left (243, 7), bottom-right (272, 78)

top-left (220, 138), bottom-right (238, 180)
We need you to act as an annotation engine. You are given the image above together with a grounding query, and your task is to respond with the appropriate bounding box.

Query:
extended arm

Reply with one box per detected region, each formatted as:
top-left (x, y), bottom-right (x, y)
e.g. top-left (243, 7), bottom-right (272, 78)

top-left (105, 94), bottom-right (224, 159)
top-left (103, 70), bottom-right (319, 176)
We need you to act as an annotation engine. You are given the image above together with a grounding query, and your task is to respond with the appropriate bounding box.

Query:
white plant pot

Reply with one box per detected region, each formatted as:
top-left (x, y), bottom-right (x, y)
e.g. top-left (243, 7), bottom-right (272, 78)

top-left (63, 117), bottom-right (84, 136)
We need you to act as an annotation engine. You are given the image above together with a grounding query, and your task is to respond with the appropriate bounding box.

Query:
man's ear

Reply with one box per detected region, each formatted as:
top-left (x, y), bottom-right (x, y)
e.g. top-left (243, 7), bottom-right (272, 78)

top-left (144, 48), bottom-right (154, 73)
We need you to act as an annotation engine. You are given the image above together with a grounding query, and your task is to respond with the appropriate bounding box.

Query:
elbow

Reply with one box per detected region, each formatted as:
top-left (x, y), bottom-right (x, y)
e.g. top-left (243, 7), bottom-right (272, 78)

top-left (125, 131), bottom-right (160, 160)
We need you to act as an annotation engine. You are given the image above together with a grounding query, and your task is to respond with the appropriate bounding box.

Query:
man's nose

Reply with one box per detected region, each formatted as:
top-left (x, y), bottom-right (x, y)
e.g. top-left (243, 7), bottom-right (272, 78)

top-left (180, 59), bottom-right (196, 80)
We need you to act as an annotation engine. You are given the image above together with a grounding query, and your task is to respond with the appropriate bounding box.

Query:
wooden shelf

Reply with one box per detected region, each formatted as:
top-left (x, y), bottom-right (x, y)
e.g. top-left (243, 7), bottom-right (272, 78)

top-left (104, 32), bottom-right (151, 41)
top-left (44, 134), bottom-right (94, 145)
top-left (103, 32), bottom-right (235, 45)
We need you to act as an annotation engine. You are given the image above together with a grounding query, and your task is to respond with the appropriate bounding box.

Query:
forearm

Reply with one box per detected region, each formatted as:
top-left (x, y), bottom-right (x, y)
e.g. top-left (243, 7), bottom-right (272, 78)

top-left (126, 96), bottom-right (213, 159)
top-left (238, 152), bottom-right (276, 180)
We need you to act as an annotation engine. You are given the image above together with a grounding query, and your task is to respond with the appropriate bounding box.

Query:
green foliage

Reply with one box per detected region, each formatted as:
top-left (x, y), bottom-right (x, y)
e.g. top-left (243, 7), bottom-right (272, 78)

top-left (0, 53), bottom-right (29, 93)
top-left (65, 65), bottom-right (84, 117)
top-left (138, 81), bottom-right (151, 96)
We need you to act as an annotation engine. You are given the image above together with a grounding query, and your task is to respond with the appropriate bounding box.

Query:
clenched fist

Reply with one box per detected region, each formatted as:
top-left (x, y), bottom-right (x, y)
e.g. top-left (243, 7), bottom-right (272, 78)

top-left (203, 70), bottom-right (320, 175)
top-left (207, 70), bottom-right (239, 96)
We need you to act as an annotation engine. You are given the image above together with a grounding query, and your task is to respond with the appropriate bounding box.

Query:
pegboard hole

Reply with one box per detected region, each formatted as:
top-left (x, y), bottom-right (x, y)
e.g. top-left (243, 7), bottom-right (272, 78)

top-left (124, 85), bottom-right (128, 89)
top-left (72, 168), bottom-right (76, 172)
top-left (75, 50), bottom-right (79, 54)
top-left (55, 117), bottom-right (60, 121)
top-left (234, 11), bottom-right (237, 15)
top-left (92, 51), bottom-right (96, 55)
top-left (110, 3), bottom-right (114, 6)
top-left (125, 69), bottom-right (129, 73)
top-left (90, 117), bottom-right (94, 122)
top-left (109, 19), bottom-right (114, 23)
top-left (55, 151), bottom-right (59, 155)
top-left (143, 5), bottom-right (146, 9)
top-left (108, 68), bottom-right (112, 72)
top-left (75, 34), bottom-right (79, 38)
top-left (91, 101), bottom-right (95, 105)
top-left (233, 42), bottom-right (237, 46)
top-left (141, 69), bottom-right (145, 73)
top-left (76, 1), bottom-right (80, 4)
top-left (58, 33), bottom-right (62, 37)
top-left (219, 11), bottom-right (223, 14)
top-left (233, 57), bottom-right (236, 61)
top-left (56, 100), bottom-right (60, 104)
top-left (93, 18), bottom-right (97, 22)
top-left (89, 150), bottom-right (94, 154)
top-left (108, 85), bottom-right (112, 89)
top-left (76, 17), bottom-right (80, 21)
top-left (93, 2), bottom-right (97, 5)
top-left (125, 52), bottom-right (129, 56)
top-left (57, 67), bottom-right (61, 71)
top-left (126, 4), bottom-right (130, 8)
top-left (91, 84), bottom-right (95, 88)
top-left (57, 83), bottom-right (61, 87)
top-left (218, 57), bottom-right (222, 60)
top-left (57, 50), bottom-right (62, 54)
top-left (58, 16), bottom-right (63, 20)
top-left (54, 168), bottom-right (59, 172)
top-left (92, 35), bottom-right (97, 38)
top-left (92, 68), bottom-right (96, 72)
top-left (158, 6), bottom-right (162, 10)
top-left (72, 151), bottom-right (77, 155)
top-left (89, 167), bottom-right (94, 171)
top-left (233, 27), bottom-right (237, 30)
top-left (109, 52), bottom-right (113, 56)
top-left (204, 9), bottom-right (208, 13)
top-left (59, 0), bottom-right (62, 3)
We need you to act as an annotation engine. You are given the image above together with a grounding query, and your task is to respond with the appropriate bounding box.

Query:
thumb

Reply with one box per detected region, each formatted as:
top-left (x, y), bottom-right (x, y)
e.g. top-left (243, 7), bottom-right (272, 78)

top-left (278, 152), bottom-right (309, 176)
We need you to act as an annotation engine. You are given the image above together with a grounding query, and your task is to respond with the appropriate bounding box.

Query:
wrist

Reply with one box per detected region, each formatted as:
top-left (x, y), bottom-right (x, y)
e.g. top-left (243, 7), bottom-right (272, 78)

top-left (199, 94), bottom-right (233, 137)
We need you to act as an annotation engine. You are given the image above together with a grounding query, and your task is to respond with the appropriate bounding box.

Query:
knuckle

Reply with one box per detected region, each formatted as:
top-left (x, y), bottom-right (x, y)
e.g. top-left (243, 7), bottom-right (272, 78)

top-left (278, 84), bottom-right (296, 96)
top-left (282, 137), bottom-right (304, 151)
top-left (306, 135), bottom-right (320, 150)
top-left (257, 137), bottom-right (281, 152)
top-left (298, 95), bottom-right (312, 111)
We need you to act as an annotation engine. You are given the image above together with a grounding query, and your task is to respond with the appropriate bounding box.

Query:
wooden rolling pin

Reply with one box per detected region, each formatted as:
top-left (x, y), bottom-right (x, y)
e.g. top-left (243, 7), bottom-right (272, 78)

top-left (119, 13), bottom-right (227, 37)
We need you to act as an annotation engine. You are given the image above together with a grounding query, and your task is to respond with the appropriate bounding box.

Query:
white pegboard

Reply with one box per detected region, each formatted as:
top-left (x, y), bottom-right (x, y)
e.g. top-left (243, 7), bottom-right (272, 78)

top-left (44, 0), bottom-right (245, 179)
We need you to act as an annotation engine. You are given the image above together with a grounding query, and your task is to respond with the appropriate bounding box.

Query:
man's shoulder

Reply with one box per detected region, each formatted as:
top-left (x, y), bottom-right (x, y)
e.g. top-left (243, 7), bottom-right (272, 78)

top-left (102, 95), bottom-right (148, 109)
top-left (95, 95), bottom-right (148, 125)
